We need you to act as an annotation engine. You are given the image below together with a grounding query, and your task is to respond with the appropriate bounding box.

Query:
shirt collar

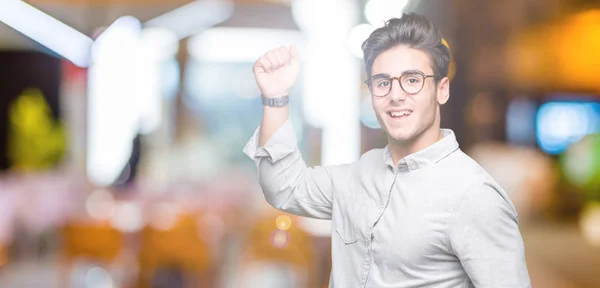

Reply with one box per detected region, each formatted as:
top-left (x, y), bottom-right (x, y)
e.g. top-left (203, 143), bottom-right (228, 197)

top-left (383, 129), bottom-right (459, 172)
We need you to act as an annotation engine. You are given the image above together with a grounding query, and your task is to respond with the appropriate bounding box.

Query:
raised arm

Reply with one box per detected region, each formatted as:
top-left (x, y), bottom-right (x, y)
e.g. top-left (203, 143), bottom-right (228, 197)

top-left (243, 45), bottom-right (347, 220)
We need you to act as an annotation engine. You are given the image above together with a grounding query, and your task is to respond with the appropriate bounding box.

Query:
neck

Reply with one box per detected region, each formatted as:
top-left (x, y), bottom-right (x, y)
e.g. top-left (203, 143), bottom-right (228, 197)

top-left (388, 126), bottom-right (444, 166)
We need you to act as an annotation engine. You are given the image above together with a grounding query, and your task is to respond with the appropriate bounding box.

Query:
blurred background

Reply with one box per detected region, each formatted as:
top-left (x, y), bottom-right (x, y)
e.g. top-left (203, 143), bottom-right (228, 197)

top-left (0, 0), bottom-right (599, 287)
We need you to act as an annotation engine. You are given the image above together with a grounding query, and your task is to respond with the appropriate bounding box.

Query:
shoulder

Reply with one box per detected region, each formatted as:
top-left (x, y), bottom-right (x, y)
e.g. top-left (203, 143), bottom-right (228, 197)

top-left (454, 180), bottom-right (519, 227)
top-left (438, 149), bottom-right (519, 218)
top-left (461, 181), bottom-right (517, 217)
top-left (360, 148), bottom-right (385, 161)
top-left (323, 148), bottom-right (384, 180)
top-left (352, 148), bottom-right (388, 173)
top-left (437, 149), bottom-right (497, 188)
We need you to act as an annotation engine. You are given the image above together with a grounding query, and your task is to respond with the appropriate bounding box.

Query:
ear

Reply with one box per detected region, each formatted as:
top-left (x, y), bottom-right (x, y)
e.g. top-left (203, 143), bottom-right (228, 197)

top-left (436, 77), bottom-right (450, 105)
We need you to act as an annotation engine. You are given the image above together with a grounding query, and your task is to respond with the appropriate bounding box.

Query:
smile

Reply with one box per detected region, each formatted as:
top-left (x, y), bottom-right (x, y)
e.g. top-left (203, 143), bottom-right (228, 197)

top-left (387, 110), bottom-right (412, 119)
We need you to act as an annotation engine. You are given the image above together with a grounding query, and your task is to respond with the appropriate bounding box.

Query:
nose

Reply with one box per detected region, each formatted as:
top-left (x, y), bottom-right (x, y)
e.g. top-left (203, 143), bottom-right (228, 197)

top-left (389, 78), bottom-right (407, 102)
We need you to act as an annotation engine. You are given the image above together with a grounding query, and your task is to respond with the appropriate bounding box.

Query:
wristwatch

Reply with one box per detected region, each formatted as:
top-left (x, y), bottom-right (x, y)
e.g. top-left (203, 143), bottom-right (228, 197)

top-left (262, 94), bottom-right (289, 107)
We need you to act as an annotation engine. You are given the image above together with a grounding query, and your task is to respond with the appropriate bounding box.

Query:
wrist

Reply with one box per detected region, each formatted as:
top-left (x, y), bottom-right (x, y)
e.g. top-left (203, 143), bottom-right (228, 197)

top-left (262, 90), bottom-right (290, 99)
top-left (262, 94), bottom-right (289, 107)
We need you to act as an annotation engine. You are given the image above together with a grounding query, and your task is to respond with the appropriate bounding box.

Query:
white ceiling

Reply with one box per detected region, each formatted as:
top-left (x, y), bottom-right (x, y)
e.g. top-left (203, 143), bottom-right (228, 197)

top-left (0, 1), bottom-right (301, 50)
top-left (0, 2), bottom-right (189, 49)
top-left (0, 0), bottom-right (442, 52)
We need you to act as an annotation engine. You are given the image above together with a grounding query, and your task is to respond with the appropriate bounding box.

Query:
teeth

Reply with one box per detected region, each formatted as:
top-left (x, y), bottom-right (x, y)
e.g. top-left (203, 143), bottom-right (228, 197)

top-left (390, 111), bottom-right (410, 117)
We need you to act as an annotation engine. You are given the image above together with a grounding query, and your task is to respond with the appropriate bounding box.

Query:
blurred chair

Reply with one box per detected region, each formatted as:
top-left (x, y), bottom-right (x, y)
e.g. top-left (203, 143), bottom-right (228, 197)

top-left (59, 220), bottom-right (124, 287)
top-left (62, 221), bottom-right (123, 262)
top-left (137, 212), bottom-right (213, 288)
top-left (235, 210), bottom-right (318, 288)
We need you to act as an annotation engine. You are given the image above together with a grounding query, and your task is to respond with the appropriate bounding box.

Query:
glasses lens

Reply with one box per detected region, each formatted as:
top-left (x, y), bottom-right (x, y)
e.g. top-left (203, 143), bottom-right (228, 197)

top-left (400, 73), bottom-right (425, 94)
top-left (370, 77), bottom-right (392, 97)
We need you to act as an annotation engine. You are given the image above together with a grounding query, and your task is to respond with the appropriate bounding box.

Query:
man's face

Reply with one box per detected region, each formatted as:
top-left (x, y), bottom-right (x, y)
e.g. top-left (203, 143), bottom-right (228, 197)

top-left (369, 45), bottom-right (449, 143)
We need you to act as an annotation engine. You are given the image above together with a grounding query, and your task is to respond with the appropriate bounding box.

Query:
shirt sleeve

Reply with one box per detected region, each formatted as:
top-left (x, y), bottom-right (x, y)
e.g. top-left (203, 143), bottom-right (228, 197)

top-left (448, 182), bottom-right (532, 287)
top-left (243, 119), bottom-right (346, 220)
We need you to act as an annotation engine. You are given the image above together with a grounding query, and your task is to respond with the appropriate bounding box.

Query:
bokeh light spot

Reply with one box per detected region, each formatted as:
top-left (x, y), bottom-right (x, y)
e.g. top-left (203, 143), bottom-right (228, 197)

top-left (275, 215), bottom-right (292, 231)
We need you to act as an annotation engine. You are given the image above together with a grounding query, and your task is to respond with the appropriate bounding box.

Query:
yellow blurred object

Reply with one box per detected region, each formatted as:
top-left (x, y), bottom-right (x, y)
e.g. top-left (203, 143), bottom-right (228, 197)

top-left (506, 10), bottom-right (600, 93)
top-left (7, 88), bottom-right (66, 171)
top-left (555, 10), bottom-right (600, 92)
top-left (276, 215), bottom-right (292, 231)
top-left (0, 243), bottom-right (7, 267)
top-left (62, 221), bottom-right (124, 262)
top-left (59, 221), bottom-right (124, 287)
top-left (247, 213), bottom-right (314, 267)
top-left (442, 38), bottom-right (456, 81)
top-left (137, 212), bottom-right (212, 287)
top-left (237, 210), bottom-right (318, 288)
top-left (580, 201), bottom-right (600, 248)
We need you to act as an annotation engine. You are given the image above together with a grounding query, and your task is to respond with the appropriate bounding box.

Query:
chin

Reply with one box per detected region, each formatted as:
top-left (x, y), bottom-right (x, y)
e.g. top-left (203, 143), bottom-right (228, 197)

top-left (387, 129), bottom-right (416, 142)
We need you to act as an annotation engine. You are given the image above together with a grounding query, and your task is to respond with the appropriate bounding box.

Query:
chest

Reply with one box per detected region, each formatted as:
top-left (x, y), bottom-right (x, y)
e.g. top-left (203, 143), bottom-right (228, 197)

top-left (371, 187), bottom-right (453, 266)
top-left (342, 173), bottom-right (459, 264)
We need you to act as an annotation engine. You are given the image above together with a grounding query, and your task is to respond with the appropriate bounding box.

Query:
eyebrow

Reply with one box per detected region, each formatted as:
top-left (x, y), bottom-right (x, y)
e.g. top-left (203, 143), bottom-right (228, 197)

top-left (402, 69), bottom-right (425, 75)
top-left (371, 70), bottom-right (425, 79)
top-left (371, 73), bottom-right (390, 80)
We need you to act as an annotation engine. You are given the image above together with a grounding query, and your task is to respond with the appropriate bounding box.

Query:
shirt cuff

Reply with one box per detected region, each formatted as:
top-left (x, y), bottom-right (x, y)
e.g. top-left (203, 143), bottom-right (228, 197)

top-left (243, 119), bottom-right (298, 165)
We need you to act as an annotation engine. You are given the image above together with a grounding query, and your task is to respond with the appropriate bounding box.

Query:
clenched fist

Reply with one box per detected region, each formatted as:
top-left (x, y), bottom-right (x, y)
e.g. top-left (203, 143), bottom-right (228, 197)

top-left (253, 45), bottom-right (300, 99)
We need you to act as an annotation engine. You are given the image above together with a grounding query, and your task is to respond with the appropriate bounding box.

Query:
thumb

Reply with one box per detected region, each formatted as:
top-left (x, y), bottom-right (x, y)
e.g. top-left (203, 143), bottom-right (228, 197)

top-left (289, 44), bottom-right (300, 61)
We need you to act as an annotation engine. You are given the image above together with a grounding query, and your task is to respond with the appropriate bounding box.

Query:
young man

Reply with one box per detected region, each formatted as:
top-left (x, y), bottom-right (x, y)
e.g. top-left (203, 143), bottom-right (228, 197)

top-left (243, 13), bottom-right (531, 288)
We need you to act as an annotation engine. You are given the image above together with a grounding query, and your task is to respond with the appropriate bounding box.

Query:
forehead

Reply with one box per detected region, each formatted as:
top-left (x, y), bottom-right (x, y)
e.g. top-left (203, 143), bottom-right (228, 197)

top-left (371, 45), bottom-right (433, 77)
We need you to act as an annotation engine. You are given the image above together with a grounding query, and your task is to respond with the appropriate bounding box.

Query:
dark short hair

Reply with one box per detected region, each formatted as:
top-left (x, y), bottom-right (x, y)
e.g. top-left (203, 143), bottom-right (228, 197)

top-left (362, 13), bottom-right (450, 82)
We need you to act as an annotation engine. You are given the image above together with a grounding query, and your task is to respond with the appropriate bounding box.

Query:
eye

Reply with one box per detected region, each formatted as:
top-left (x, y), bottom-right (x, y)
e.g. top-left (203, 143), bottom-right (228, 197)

top-left (405, 77), bottom-right (421, 84)
top-left (377, 80), bottom-right (390, 87)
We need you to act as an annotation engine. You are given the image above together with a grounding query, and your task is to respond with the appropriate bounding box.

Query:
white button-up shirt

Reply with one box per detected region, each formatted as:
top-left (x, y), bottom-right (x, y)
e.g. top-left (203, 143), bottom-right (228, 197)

top-left (244, 120), bottom-right (531, 288)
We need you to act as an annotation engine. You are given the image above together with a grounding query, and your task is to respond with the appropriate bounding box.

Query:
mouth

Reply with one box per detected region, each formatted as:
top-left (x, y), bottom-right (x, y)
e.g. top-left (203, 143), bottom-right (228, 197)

top-left (387, 109), bottom-right (413, 120)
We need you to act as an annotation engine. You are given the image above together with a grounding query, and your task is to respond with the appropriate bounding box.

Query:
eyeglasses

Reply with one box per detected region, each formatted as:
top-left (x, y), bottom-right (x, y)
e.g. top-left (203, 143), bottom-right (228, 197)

top-left (364, 70), bottom-right (436, 97)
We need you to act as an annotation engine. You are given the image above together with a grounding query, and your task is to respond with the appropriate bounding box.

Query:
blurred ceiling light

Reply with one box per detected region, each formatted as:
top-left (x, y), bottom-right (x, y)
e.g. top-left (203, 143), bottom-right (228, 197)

top-left (145, 0), bottom-right (234, 40)
top-left (137, 27), bottom-right (179, 61)
top-left (133, 28), bottom-right (177, 135)
top-left (92, 15), bottom-right (142, 63)
top-left (188, 27), bottom-right (304, 62)
top-left (87, 16), bottom-right (142, 187)
top-left (348, 23), bottom-right (376, 58)
top-left (364, 0), bottom-right (409, 27)
top-left (0, 0), bottom-right (93, 67)
top-left (292, 0), bottom-right (361, 166)
top-left (291, 0), bottom-right (359, 34)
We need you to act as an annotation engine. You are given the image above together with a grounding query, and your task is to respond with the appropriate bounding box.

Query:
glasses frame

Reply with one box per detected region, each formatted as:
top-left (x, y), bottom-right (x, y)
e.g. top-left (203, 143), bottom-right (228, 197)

top-left (364, 70), bottom-right (436, 97)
